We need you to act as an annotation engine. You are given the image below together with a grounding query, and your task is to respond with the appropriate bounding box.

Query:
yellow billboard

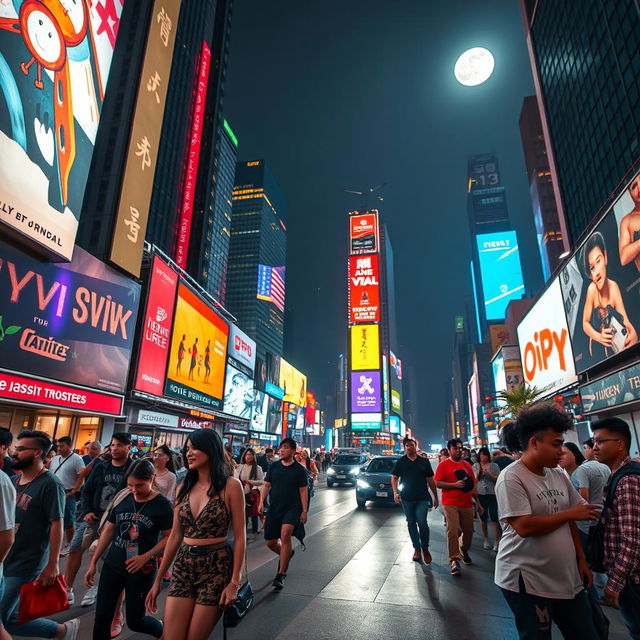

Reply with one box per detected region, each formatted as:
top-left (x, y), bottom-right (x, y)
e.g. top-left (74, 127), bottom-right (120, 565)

top-left (279, 358), bottom-right (307, 406)
top-left (351, 324), bottom-right (380, 370)
top-left (489, 324), bottom-right (510, 356)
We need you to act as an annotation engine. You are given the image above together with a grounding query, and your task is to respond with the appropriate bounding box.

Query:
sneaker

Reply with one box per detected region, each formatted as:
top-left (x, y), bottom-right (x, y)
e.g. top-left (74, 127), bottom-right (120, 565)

top-left (450, 559), bottom-right (462, 576)
top-left (272, 573), bottom-right (286, 590)
top-left (462, 550), bottom-right (472, 565)
top-left (66, 588), bottom-right (75, 606)
top-left (110, 614), bottom-right (124, 638)
top-left (422, 548), bottom-right (432, 564)
top-left (62, 618), bottom-right (80, 640)
top-left (412, 549), bottom-right (421, 562)
top-left (483, 539), bottom-right (491, 550)
top-left (81, 584), bottom-right (98, 607)
top-left (60, 545), bottom-right (70, 557)
top-left (492, 542), bottom-right (499, 552)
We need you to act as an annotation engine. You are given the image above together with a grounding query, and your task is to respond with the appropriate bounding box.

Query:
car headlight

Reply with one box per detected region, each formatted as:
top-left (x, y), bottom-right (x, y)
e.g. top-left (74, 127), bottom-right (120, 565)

top-left (356, 479), bottom-right (370, 489)
top-left (327, 468), bottom-right (335, 475)
top-left (349, 468), bottom-right (359, 474)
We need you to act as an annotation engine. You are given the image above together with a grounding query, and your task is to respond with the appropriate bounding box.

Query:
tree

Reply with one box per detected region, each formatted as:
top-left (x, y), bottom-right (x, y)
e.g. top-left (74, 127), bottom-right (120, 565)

top-left (496, 383), bottom-right (548, 420)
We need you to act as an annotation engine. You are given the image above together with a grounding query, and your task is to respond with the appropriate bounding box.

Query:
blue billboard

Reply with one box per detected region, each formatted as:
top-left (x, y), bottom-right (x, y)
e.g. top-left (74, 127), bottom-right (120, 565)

top-left (476, 231), bottom-right (525, 321)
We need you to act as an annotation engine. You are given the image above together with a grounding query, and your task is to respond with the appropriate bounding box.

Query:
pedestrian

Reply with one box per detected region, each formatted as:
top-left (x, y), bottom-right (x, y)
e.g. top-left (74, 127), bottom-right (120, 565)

top-left (82, 441), bottom-right (103, 466)
top-left (257, 447), bottom-right (275, 473)
top-left (65, 433), bottom-right (132, 614)
top-left (259, 437), bottom-right (309, 591)
top-left (435, 437), bottom-right (483, 575)
top-left (146, 429), bottom-right (246, 639)
top-left (472, 446), bottom-right (501, 551)
top-left (592, 417), bottom-right (640, 638)
top-left (391, 436), bottom-right (439, 564)
top-left (50, 436), bottom-right (85, 551)
top-left (0, 429), bottom-right (15, 478)
top-left (224, 442), bottom-right (238, 470)
top-left (153, 445), bottom-right (177, 502)
top-left (438, 448), bottom-right (449, 463)
top-left (85, 459), bottom-right (173, 640)
top-left (0, 430), bottom-right (80, 639)
top-left (0, 453), bottom-right (15, 640)
top-left (495, 405), bottom-right (600, 640)
top-left (235, 448), bottom-right (265, 537)
top-left (295, 449), bottom-right (318, 501)
top-left (493, 447), bottom-right (514, 471)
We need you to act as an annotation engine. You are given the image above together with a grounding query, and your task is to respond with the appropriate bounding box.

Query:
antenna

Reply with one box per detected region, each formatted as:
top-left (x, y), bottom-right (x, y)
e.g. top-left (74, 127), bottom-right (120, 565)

top-left (344, 183), bottom-right (387, 208)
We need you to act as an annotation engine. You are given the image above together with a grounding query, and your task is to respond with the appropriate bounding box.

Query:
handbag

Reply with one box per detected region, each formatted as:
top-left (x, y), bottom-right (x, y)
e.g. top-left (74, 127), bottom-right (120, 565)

top-left (246, 489), bottom-right (260, 517)
top-left (18, 575), bottom-right (68, 624)
top-left (223, 538), bottom-right (253, 634)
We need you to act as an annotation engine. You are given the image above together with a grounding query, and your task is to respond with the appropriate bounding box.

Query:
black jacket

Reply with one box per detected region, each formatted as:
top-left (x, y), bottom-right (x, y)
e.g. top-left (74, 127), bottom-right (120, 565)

top-left (81, 457), bottom-right (132, 517)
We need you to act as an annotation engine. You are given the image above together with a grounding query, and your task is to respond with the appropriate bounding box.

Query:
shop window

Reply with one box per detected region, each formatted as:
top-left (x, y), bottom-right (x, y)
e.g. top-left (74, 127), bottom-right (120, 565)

top-left (10, 410), bottom-right (33, 436)
top-left (0, 410), bottom-right (11, 430)
top-left (54, 416), bottom-right (72, 440)
top-left (75, 417), bottom-right (101, 454)
top-left (34, 415), bottom-right (57, 439)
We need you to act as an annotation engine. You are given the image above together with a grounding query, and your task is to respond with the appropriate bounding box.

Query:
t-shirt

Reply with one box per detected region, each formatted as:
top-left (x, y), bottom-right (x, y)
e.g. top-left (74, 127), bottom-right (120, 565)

top-left (154, 470), bottom-right (177, 502)
top-left (0, 471), bottom-right (16, 579)
top-left (5, 471), bottom-right (65, 577)
top-left (472, 462), bottom-right (501, 495)
top-left (99, 463), bottom-right (129, 512)
top-left (495, 455), bottom-right (514, 471)
top-left (82, 455), bottom-right (92, 465)
top-left (105, 493), bottom-right (173, 575)
top-left (265, 460), bottom-right (308, 514)
top-left (392, 455), bottom-right (434, 502)
top-left (570, 460), bottom-right (611, 534)
top-left (494, 460), bottom-right (585, 599)
top-left (434, 458), bottom-right (476, 507)
top-left (51, 452), bottom-right (85, 490)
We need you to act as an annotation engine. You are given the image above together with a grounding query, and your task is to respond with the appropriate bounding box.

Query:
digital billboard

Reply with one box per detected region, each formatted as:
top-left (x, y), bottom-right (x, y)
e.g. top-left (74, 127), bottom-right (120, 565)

top-left (476, 231), bottom-right (525, 321)
top-left (165, 282), bottom-right (229, 408)
top-left (250, 391), bottom-right (267, 432)
top-left (489, 324), bottom-right (511, 356)
top-left (351, 371), bottom-right (381, 412)
top-left (278, 358), bottom-right (307, 406)
top-left (351, 412), bottom-right (382, 430)
top-left (349, 211), bottom-right (379, 254)
top-left (0, 239), bottom-right (139, 394)
top-left (264, 394), bottom-right (282, 435)
top-left (517, 278), bottom-right (577, 393)
top-left (228, 324), bottom-right (256, 373)
top-left (257, 265), bottom-right (285, 312)
top-left (389, 351), bottom-right (403, 417)
top-left (348, 255), bottom-right (380, 323)
top-left (0, 0), bottom-right (125, 259)
top-left (468, 373), bottom-right (479, 438)
top-left (134, 256), bottom-right (179, 396)
top-left (389, 415), bottom-right (400, 434)
top-left (559, 170), bottom-right (640, 373)
top-left (223, 363), bottom-right (254, 419)
top-left (350, 324), bottom-right (380, 370)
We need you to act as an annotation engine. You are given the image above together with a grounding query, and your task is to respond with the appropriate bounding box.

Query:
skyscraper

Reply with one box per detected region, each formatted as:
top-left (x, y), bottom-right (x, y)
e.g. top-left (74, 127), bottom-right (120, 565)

top-left (226, 160), bottom-right (288, 360)
top-left (520, 0), bottom-right (640, 243)
top-left (519, 96), bottom-right (567, 281)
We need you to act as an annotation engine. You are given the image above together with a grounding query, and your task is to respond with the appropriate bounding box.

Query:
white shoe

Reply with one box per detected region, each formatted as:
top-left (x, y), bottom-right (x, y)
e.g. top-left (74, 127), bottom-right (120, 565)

top-left (493, 542), bottom-right (499, 552)
top-left (483, 540), bottom-right (491, 550)
top-left (62, 618), bottom-right (80, 640)
top-left (81, 584), bottom-right (98, 607)
top-left (66, 588), bottom-right (75, 606)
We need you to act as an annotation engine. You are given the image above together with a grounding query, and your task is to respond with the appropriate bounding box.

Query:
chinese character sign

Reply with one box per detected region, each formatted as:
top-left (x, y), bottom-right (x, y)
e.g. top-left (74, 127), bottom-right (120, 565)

top-left (350, 324), bottom-right (380, 370)
top-left (349, 255), bottom-right (380, 322)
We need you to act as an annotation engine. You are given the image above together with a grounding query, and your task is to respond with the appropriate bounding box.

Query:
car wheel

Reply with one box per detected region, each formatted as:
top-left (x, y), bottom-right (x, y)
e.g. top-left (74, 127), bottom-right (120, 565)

top-left (327, 480), bottom-right (334, 487)
top-left (356, 496), bottom-right (367, 508)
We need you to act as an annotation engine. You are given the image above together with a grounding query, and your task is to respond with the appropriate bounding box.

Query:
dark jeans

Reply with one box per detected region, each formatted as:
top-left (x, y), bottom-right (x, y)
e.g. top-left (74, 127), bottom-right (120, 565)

top-left (93, 563), bottom-right (162, 640)
top-left (501, 577), bottom-right (599, 640)
top-left (401, 499), bottom-right (430, 549)
top-left (620, 581), bottom-right (640, 640)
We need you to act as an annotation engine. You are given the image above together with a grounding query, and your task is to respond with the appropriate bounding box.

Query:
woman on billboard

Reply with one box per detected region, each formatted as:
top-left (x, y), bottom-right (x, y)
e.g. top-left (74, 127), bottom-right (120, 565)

top-left (582, 231), bottom-right (638, 356)
top-left (618, 171), bottom-right (640, 272)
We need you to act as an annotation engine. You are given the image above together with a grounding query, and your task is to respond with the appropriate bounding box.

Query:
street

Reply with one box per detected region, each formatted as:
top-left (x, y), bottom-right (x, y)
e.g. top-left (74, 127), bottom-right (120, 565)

top-left (25, 476), bottom-right (629, 640)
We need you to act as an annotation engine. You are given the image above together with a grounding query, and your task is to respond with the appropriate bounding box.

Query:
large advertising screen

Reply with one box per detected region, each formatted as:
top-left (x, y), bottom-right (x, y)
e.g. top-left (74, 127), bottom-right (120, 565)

top-left (517, 278), bottom-right (577, 393)
top-left (250, 391), bottom-right (267, 432)
top-left (223, 363), bottom-right (254, 419)
top-left (349, 254), bottom-right (380, 323)
top-left (165, 282), bottom-right (229, 408)
top-left (0, 239), bottom-right (139, 393)
top-left (257, 265), bottom-right (285, 312)
top-left (228, 324), bottom-right (256, 373)
top-left (0, 0), bottom-right (125, 259)
top-left (349, 211), bottom-right (379, 254)
top-left (476, 231), bottom-right (525, 321)
top-left (278, 358), bottom-right (307, 406)
top-left (559, 170), bottom-right (640, 373)
top-left (389, 351), bottom-right (403, 417)
top-left (351, 371), bottom-right (381, 412)
top-left (134, 256), bottom-right (179, 396)
top-left (350, 324), bottom-right (380, 370)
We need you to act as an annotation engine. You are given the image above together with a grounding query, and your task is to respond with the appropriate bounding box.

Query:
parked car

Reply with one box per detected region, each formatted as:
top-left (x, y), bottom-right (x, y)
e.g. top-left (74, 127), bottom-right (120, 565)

top-left (327, 453), bottom-right (368, 487)
top-left (355, 456), bottom-right (402, 507)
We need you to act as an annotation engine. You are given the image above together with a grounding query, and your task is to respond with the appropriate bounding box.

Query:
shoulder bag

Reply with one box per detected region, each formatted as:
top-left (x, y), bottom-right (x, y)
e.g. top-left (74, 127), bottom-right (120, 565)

top-left (223, 536), bottom-right (254, 634)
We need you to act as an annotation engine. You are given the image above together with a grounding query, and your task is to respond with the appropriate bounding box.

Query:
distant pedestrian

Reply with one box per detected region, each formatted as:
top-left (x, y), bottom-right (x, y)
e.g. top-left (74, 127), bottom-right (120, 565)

top-left (493, 447), bottom-right (514, 471)
top-left (82, 441), bottom-right (103, 466)
top-left (235, 448), bottom-right (265, 536)
top-left (472, 447), bottom-right (501, 551)
top-left (153, 445), bottom-right (177, 502)
top-left (0, 430), bottom-right (15, 478)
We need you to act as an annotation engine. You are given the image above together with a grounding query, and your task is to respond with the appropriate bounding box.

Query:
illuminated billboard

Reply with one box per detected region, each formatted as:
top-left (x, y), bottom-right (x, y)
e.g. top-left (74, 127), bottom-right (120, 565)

top-left (351, 371), bottom-right (381, 412)
top-left (559, 170), bottom-right (640, 373)
top-left (348, 255), bottom-right (380, 323)
top-left (476, 231), bottom-right (525, 321)
top-left (349, 211), bottom-right (379, 254)
top-left (351, 413), bottom-right (382, 430)
top-left (228, 324), bottom-right (256, 373)
top-left (389, 351), bottom-right (403, 417)
top-left (165, 282), bottom-right (229, 408)
top-left (350, 324), bottom-right (380, 370)
top-left (278, 358), bottom-right (307, 406)
top-left (0, 0), bottom-right (125, 259)
top-left (257, 265), bottom-right (285, 312)
top-left (223, 363), bottom-right (254, 419)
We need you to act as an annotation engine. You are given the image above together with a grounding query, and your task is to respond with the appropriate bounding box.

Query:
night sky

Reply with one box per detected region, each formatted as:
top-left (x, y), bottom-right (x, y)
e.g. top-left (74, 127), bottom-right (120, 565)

top-left (224, 1), bottom-right (543, 443)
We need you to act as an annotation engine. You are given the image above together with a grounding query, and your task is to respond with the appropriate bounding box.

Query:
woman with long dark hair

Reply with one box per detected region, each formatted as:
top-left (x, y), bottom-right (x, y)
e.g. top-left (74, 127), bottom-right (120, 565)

top-left (85, 459), bottom-right (173, 640)
top-left (559, 442), bottom-right (585, 477)
top-left (234, 448), bottom-right (264, 537)
top-left (153, 444), bottom-right (177, 501)
top-left (472, 447), bottom-right (501, 551)
top-left (146, 429), bottom-right (246, 640)
top-left (295, 448), bottom-right (318, 501)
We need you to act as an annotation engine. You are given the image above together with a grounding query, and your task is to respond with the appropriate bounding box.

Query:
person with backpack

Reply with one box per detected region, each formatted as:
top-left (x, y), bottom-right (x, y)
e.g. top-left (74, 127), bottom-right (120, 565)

top-left (592, 417), bottom-right (640, 639)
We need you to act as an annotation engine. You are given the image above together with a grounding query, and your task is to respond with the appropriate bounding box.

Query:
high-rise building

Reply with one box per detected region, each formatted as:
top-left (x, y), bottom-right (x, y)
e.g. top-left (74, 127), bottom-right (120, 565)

top-left (226, 160), bottom-right (288, 360)
top-left (520, 0), bottom-right (640, 244)
top-left (519, 96), bottom-right (567, 281)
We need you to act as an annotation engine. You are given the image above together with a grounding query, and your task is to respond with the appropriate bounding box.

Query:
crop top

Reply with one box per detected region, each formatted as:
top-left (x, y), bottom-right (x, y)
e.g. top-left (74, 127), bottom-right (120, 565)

top-left (178, 492), bottom-right (230, 539)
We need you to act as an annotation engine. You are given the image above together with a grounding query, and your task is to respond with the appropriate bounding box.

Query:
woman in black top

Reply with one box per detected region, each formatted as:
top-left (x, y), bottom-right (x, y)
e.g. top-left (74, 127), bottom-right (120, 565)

top-left (85, 459), bottom-right (173, 640)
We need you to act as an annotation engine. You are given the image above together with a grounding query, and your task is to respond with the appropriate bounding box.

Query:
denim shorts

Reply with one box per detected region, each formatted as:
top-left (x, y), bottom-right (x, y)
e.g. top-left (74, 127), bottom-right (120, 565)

top-left (63, 495), bottom-right (77, 529)
top-left (69, 520), bottom-right (99, 553)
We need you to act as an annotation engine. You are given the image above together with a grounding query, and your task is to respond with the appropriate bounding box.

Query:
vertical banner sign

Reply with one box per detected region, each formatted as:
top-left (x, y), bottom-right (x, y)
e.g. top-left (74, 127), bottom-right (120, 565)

top-left (350, 325), bottom-right (380, 370)
top-left (348, 255), bottom-right (380, 322)
top-left (134, 256), bottom-right (179, 395)
top-left (175, 41), bottom-right (212, 267)
top-left (349, 211), bottom-right (379, 255)
top-left (110, 0), bottom-right (182, 277)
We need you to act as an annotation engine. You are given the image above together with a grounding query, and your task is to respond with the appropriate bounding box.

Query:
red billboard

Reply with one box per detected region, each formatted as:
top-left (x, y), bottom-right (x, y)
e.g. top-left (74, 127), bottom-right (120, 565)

top-left (349, 212), bottom-right (379, 255)
top-left (349, 255), bottom-right (380, 323)
top-left (305, 392), bottom-right (316, 425)
top-left (134, 256), bottom-right (179, 395)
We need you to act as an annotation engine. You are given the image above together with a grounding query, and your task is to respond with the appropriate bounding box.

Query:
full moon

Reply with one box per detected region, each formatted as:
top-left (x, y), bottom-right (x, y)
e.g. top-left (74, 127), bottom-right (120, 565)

top-left (454, 48), bottom-right (495, 86)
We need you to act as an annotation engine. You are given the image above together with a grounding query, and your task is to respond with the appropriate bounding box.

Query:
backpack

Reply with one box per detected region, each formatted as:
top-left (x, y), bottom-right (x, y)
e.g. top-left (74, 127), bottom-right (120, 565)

top-left (586, 461), bottom-right (640, 573)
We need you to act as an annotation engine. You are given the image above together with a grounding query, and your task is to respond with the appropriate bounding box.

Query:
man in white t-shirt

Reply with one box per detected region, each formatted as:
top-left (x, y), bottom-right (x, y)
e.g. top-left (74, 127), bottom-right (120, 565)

top-left (495, 405), bottom-right (601, 640)
top-left (0, 469), bottom-right (15, 640)
top-left (51, 437), bottom-right (85, 549)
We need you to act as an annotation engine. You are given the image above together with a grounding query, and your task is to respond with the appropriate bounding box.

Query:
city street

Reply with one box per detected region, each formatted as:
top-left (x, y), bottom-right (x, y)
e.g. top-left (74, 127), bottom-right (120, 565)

top-left (25, 476), bottom-right (629, 640)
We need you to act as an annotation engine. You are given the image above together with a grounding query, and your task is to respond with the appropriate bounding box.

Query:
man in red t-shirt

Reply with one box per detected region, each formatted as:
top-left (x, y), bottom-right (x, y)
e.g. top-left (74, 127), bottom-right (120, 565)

top-left (435, 438), bottom-right (483, 576)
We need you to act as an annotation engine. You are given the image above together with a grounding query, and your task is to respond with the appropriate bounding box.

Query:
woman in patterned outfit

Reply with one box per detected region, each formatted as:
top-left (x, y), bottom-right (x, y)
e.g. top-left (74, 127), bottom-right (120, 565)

top-left (146, 430), bottom-right (246, 640)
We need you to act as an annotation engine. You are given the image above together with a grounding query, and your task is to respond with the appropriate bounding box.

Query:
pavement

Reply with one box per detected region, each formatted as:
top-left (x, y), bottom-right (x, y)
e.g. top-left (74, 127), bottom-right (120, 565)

top-left (19, 475), bottom-right (629, 640)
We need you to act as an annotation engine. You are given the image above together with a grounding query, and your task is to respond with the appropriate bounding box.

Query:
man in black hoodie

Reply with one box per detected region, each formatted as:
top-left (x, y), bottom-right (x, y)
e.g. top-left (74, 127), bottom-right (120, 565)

top-left (64, 433), bottom-right (132, 606)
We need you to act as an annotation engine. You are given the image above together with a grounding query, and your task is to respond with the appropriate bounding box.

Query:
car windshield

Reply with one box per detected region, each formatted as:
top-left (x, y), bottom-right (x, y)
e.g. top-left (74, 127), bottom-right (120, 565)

top-left (367, 459), bottom-right (397, 473)
top-left (334, 455), bottom-right (360, 465)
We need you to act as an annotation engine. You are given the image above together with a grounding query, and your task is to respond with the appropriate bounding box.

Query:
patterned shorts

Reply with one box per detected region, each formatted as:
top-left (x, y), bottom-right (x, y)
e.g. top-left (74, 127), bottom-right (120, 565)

top-left (168, 543), bottom-right (232, 606)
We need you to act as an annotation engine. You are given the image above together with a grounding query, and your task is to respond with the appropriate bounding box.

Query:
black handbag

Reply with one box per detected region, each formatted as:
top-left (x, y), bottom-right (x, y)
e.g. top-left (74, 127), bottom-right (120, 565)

top-left (223, 580), bottom-right (254, 628)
